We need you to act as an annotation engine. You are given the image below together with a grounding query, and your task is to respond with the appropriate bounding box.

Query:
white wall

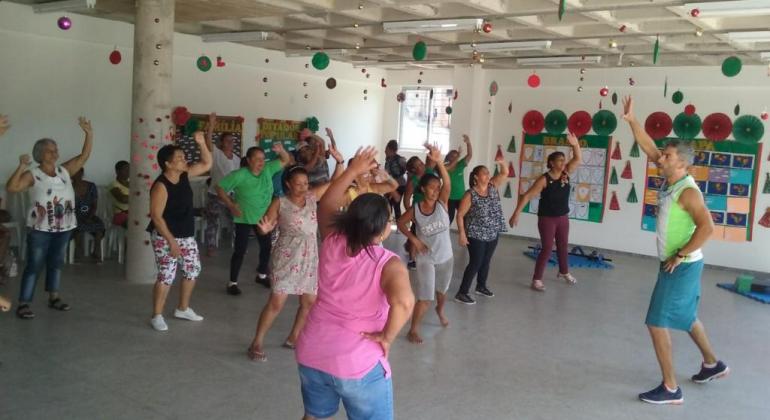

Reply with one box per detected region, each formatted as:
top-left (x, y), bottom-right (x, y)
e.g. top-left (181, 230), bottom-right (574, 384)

top-left (384, 65), bottom-right (770, 272)
top-left (0, 2), bottom-right (385, 185)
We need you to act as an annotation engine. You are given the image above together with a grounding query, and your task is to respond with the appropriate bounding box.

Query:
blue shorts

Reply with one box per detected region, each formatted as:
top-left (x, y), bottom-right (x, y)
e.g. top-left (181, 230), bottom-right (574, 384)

top-left (298, 362), bottom-right (393, 420)
top-left (645, 260), bottom-right (704, 331)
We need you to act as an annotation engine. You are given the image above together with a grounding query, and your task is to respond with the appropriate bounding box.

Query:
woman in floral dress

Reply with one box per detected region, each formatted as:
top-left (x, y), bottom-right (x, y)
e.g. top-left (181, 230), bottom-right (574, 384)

top-left (247, 145), bottom-right (344, 362)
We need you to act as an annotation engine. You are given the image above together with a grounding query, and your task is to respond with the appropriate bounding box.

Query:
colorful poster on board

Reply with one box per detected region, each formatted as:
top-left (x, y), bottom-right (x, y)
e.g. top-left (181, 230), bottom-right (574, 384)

top-left (519, 133), bottom-right (612, 223)
top-left (641, 139), bottom-right (763, 242)
top-left (175, 114), bottom-right (244, 163)
top-left (257, 118), bottom-right (301, 161)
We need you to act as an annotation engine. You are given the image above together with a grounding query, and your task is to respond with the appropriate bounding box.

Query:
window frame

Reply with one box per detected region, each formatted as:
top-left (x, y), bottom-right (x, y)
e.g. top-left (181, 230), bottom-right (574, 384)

top-left (396, 85), bottom-right (454, 153)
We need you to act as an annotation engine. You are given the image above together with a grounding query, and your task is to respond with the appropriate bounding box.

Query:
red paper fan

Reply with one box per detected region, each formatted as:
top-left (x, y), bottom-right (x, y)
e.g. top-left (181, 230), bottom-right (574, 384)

top-left (567, 111), bottom-right (592, 137)
top-left (522, 110), bottom-right (545, 135)
top-left (702, 113), bottom-right (733, 141)
top-left (644, 112), bottom-right (673, 140)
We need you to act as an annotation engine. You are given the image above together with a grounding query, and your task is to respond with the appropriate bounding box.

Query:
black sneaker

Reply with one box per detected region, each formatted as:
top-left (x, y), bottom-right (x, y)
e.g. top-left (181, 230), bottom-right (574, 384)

top-left (407, 261), bottom-right (416, 270)
top-left (227, 284), bottom-right (242, 296)
top-left (475, 287), bottom-right (495, 298)
top-left (255, 274), bottom-right (270, 289)
top-left (454, 293), bottom-right (476, 305)
top-left (638, 383), bottom-right (683, 405)
top-left (691, 360), bottom-right (729, 383)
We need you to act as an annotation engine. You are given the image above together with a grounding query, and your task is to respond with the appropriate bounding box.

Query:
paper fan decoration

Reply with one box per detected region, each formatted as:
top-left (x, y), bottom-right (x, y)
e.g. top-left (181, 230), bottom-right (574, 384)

top-left (504, 182), bottom-right (513, 198)
top-left (732, 115), bottom-right (764, 144)
top-left (609, 191), bottom-right (620, 210)
top-left (545, 110), bottom-right (568, 135)
top-left (196, 55), bottom-right (212, 72)
top-left (611, 143), bottom-right (622, 160)
top-left (592, 110), bottom-right (617, 135)
top-left (507, 135), bottom-right (517, 153)
top-left (673, 112), bottom-right (702, 140)
top-left (508, 161), bottom-right (516, 177)
top-left (627, 183), bottom-right (638, 203)
top-left (644, 112), bottom-right (673, 140)
top-left (702, 113), bottom-right (733, 141)
top-left (621, 160), bottom-right (632, 179)
top-left (567, 111), bottom-right (592, 137)
top-left (522, 110), bottom-right (545, 135)
top-left (759, 207), bottom-right (770, 228)
top-left (630, 142), bottom-right (640, 158)
top-left (609, 166), bottom-right (619, 184)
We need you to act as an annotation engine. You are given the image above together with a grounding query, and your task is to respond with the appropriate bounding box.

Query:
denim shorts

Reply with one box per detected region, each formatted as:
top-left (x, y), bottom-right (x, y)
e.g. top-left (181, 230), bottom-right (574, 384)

top-left (298, 362), bottom-right (393, 420)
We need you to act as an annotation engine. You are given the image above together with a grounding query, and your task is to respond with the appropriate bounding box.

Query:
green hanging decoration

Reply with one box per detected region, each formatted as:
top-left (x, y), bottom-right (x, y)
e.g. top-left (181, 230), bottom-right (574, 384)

top-left (721, 56), bottom-right (742, 77)
top-left (196, 55), bottom-right (212, 72)
top-left (493, 165), bottom-right (500, 177)
top-left (763, 173), bottom-right (770, 194)
top-left (184, 118), bottom-right (199, 136)
top-left (630, 142), bottom-right (640, 158)
top-left (627, 183), bottom-right (638, 203)
top-left (504, 182), bottom-right (513, 198)
top-left (412, 41), bottom-right (427, 61)
top-left (507, 135), bottom-right (517, 153)
top-left (672, 90), bottom-right (684, 104)
top-left (609, 166), bottom-right (619, 185)
top-left (734, 104), bottom-right (741, 116)
top-left (592, 110), bottom-right (618, 136)
top-left (545, 109), bottom-right (568, 135)
top-left (653, 35), bottom-right (660, 65)
top-left (445, 106), bottom-right (453, 115)
top-left (558, 0), bottom-right (566, 21)
top-left (311, 52), bottom-right (330, 70)
top-left (673, 112), bottom-right (702, 140)
top-left (663, 76), bottom-right (668, 98)
top-left (732, 115), bottom-right (764, 144)
top-left (304, 116), bottom-right (320, 132)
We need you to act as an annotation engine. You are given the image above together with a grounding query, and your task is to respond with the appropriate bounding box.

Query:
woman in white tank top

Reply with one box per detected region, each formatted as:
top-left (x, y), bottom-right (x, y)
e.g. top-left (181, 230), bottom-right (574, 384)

top-left (5, 117), bottom-right (93, 320)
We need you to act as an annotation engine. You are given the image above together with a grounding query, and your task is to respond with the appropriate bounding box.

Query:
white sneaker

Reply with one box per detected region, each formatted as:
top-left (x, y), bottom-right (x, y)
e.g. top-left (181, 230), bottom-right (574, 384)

top-left (174, 307), bottom-right (204, 321)
top-left (151, 315), bottom-right (168, 331)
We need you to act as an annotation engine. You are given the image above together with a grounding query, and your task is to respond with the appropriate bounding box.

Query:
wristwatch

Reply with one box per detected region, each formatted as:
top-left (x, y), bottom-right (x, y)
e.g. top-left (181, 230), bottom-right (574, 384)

top-left (675, 250), bottom-right (686, 259)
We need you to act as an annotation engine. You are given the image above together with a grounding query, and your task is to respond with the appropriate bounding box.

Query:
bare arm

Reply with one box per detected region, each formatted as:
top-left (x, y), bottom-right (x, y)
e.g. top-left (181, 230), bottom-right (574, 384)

top-left (509, 176), bottom-right (547, 226)
top-left (6, 155), bottom-right (34, 193)
top-left (273, 142), bottom-right (293, 168)
top-left (456, 191), bottom-right (472, 246)
top-left (403, 178), bottom-right (415, 209)
top-left (318, 147), bottom-right (378, 240)
top-left (463, 134), bottom-right (473, 162)
top-left (188, 131), bottom-right (213, 177)
top-left (256, 197), bottom-right (280, 234)
top-left (426, 144), bottom-right (451, 206)
top-left (205, 113), bottom-right (216, 152)
top-left (0, 114), bottom-right (10, 137)
top-left (396, 207), bottom-right (415, 238)
top-left (216, 185), bottom-right (241, 217)
top-left (678, 189), bottom-right (714, 255)
top-left (490, 158), bottom-right (508, 189)
top-left (62, 117), bottom-right (94, 176)
top-left (149, 182), bottom-right (180, 256)
top-left (110, 187), bottom-right (128, 204)
top-left (565, 132), bottom-right (582, 174)
top-left (622, 96), bottom-right (662, 161)
top-left (362, 257), bottom-right (415, 357)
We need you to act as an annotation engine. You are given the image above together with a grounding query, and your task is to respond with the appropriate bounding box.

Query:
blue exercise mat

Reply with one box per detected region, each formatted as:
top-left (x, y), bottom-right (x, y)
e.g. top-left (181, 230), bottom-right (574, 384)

top-left (523, 250), bottom-right (614, 269)
top-left (716, 283), bottom-right (770, 304)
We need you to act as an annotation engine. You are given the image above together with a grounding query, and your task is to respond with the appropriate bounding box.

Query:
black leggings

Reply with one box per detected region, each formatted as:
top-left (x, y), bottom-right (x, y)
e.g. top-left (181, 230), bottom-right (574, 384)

top-left (447, 199), bottom-right (461, 224)
top-left (389, 186), bottom-right (406, 220)
top-left (230, 223), bottom-right (272, 283)
top-left (457, 237), bottom-right (499, 295)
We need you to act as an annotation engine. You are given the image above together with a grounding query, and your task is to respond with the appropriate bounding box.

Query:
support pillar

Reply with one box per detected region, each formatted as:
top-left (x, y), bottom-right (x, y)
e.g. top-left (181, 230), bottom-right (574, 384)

top-left (126, 0), bottom-right (174, 283)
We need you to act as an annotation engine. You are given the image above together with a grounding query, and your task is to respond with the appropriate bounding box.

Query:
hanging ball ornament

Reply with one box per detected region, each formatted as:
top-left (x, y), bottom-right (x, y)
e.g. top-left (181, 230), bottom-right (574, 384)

top-left (629, 77), bottom-right (636, 86)
top-left (684, 104), bottom-right (696, 115)
top-left (577, 86), bottom-right (584, 92)
top-left (761, 111), bottom-right (769, 121)
top-left (579, 68), bottom-right (586, 74)
top-left (412, 41), bottom-right (427, 61)
top-left (153, 59), bottom-right (160, 66)
top-left (695, 28), bottom-right (704, 37)
top-left (109, 49), bottom-right (122, 65)
top-left (482, 22), bottom-right (493, 33)
top-left (445, 106), bottom-right (453, 115)
top-left (527, 73), bottom-right (541, 88)
top-left (721, 56), bottom-right (742, 77)
top-left (599, 86), bottom-right (609, 97)
top-left (311, 52), bottom-right (330, 70)
top-left (619, 25), bottom-right (627, 33)
top-left (57, 16), bottom-right (72, 30)
top-left (690, 8), bottom-right (700, 17)
top-left (325, 77), bottom-right (337, 89)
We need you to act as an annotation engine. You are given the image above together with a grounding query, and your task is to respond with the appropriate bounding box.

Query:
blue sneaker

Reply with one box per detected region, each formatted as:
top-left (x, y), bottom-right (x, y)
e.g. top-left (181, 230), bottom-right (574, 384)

top-left (691, 360), bottom-right (730, 383)
top-left (639, 383), bottom-right (683, 405)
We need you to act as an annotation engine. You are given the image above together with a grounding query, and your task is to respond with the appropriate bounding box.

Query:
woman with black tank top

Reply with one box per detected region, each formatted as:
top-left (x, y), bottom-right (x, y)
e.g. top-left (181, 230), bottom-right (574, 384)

top-left (147, 132), bottom-right (211, 331)
top-left (510, 132), bottom-right (582, 292)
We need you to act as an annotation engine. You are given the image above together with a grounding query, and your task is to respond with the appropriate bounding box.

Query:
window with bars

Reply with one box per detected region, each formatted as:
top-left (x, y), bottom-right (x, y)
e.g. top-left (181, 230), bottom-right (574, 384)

top-left (397, 86), bottom-right (453, 153)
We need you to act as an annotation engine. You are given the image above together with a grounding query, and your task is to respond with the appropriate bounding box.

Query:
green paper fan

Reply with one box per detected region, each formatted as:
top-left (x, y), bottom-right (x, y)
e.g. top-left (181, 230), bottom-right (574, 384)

top-left (412, 41), bottom-right (427, 61)
top-left (609, 167), bottom-right (619, 185)
top-left (653, 36), bottom-right (660, 64)
top-left (763, 173), bottom-right (770, 194)
top-left (304, 116), bottom-right (320, 133)
top-left (627, 183), bottom-right (638, 203)
top-left (672, 90), bottom-right (684, 104)
top-left (732, 115), bottom-right (764, 144)
top-left (722, 56), bottom-right (742, 77)
top-left (504, 182), bottom-right (512, 198)
top-left (630, 142), bottom-right (640, 158)
top-left (184, 119), bottom-right (199, 136)
top-left (507, 135), bottom-right (517, 153)
top-left (311, 52), bottom-right (330, 70)
top-left (672, 112), bottom-right (701, 139)
top-left (545, 110), bottom-right (568, 135)
top-left (558, 0), bottom-right (566, 21)
top-left (592, 110), bottom-right (617, 135)
top-left (196, 55), bottom-right (212, 72)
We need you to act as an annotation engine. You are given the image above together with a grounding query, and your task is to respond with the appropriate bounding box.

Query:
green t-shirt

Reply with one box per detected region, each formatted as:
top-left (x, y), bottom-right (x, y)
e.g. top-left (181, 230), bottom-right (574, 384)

top-left (448, 158), bottom-right (467, 200)
top-left (218, 160), bottom-right (282, 224)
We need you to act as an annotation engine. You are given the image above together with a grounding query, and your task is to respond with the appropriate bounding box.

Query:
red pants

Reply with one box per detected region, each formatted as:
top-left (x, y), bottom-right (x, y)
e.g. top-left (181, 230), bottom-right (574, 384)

top-left (533, 215), bottom-right (569, 280)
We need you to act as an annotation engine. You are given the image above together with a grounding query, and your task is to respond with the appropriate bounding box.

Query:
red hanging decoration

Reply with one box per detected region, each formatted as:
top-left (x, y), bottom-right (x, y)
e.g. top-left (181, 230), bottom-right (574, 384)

top-left (759, 207), bottom-right (770, 228)
top-left (609, 191), bottom-right (620, 210)
top-left (216, 56), bottom-right (226, 67)
top-left (527, 73), bottom-right (541, 88)
top-left (508, 161), bottom-right (516, 178)
top-left (621, 160), bottom-right (633, 179)
top-left (684, 104), bottom-right (696, 115)
top-left (495, 145), bottom-right (504, 161)
top-left (109, 49), bottom-right (122, 65)
top-left (482, 22), bottom-right (492, 33)
top-left (611, 143), bottom-right (622, 160)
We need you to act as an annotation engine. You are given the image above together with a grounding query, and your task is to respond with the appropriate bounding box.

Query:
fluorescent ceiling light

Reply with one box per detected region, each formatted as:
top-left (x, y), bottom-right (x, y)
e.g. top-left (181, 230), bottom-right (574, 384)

top-left (201, 31), bottom-right (279, 43)
top-left (727, 31), bottom-right (770, 42)
top-left (684, 0), bottom-right (770, 17)
top-left (459, 40), bottom-right (552, 52)
top-left (383, 18), bottom-right (483, 34)
top-left (517, 56), bottom-right (602, 65)
top-left (761, 52), bottom-right (770, 61)
top-left (33, 0), bottom-right (96, 13)
top-left (285, 49), bottom-right (350, 58)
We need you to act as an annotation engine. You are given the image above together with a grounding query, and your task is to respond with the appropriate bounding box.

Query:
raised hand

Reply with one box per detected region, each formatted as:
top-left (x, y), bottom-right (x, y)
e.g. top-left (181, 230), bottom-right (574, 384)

top-left (193, 131), bottom-right (206, 145)
top-left (272, 142), bottom-right (285, 154)
top-left (462, 134), bottom-right (470, 144)
top-left (328, 143), bottom-right (344, 163)
top-left (348, 146), bottom-right (378, 176)
top-left (19, 154), bottom-right (31, 168)
top-left (325, 127), bottom-right (334, 138)
top-left (78, 117), bottom-right (93, 134)
top-left (0, 114), bottom-right (10, 137)
top-left (208, 112), bottom-right (217, 125)
top-left (425, 143), bottom-right (443, 164)
top-left (566, 132), bottom-right (579, 146)
top-left (622, 95), bottom-right (636, 122)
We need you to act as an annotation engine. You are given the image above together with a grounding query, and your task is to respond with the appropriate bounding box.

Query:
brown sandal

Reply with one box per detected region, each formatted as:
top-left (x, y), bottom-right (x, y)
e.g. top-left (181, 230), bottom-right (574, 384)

top-left (247, 345), bottom-right (267, 362)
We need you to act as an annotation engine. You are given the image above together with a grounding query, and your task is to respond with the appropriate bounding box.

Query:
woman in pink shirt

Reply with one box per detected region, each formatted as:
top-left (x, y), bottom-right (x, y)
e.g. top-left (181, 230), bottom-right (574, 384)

top-left (295, 146), bottom-right (415, 420)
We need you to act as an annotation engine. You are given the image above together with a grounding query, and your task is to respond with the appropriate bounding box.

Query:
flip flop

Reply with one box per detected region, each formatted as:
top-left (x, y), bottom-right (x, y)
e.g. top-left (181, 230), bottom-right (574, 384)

top-left (247, 346), bottom-right (267, 362)
top-left (531, 280), bottom-right (546, 292)
top-left (48, 298), bottom-right (71, 311)
top-left (282, 341), bottom-right (296, 350)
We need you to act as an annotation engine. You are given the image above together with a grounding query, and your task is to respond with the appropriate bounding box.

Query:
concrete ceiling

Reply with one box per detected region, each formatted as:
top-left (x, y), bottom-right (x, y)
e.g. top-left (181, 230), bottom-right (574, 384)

top-left (16, 0), bottom-right (770, 69)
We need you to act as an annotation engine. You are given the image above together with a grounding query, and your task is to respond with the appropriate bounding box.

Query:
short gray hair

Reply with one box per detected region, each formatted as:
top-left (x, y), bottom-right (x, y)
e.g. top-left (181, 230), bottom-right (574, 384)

top-left (664, 139), bottom-right (694, 166)
top-left (32, 138), bottom-right (57, 163)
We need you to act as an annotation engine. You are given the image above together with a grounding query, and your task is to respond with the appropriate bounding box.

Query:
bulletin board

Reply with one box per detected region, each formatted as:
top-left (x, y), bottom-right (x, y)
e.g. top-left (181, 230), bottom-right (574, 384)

top-left (641, 139), bottom-right (763, 241)
top-left (175, 114), bottom-right (244, 162)
top-left (257, 118), bottom-right (301, 161)
top-left (520, 133), bottom-right (612, 223)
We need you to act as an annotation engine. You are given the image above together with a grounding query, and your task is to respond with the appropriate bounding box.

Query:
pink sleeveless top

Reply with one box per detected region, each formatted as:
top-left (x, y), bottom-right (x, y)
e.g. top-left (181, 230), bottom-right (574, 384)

top-left (296, 233), bottom-right (398, 379)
